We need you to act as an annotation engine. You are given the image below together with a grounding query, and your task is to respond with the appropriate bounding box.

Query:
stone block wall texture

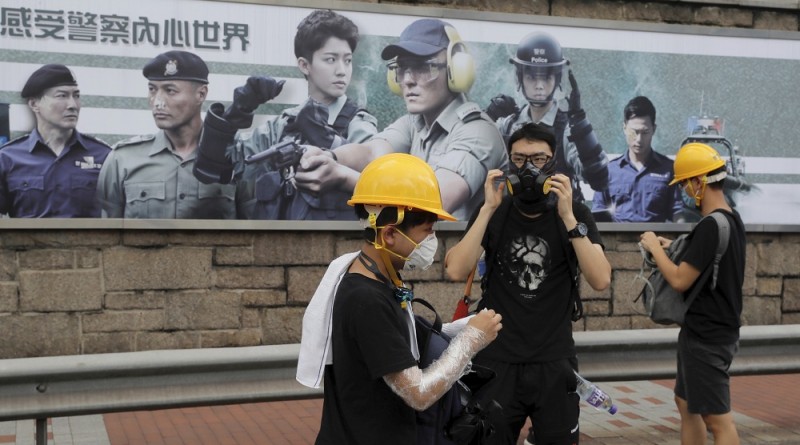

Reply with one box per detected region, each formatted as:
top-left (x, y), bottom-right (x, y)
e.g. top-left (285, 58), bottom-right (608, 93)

top-left (2, 0), bottom-right (799, 357)
top-left (0, 229), bottom-right (799, 358)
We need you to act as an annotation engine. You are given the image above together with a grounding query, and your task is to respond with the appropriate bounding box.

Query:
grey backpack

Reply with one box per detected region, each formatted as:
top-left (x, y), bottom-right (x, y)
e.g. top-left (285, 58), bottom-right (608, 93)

top-left (636, 212), bottom-right (731, 325)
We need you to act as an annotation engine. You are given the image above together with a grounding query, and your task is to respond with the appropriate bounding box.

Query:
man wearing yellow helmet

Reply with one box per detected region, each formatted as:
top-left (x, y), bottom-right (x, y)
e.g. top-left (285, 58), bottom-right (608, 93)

top-left (313, 153), bottom-right (503, 445)
top-left (639, 142), bottom-right (745, 445)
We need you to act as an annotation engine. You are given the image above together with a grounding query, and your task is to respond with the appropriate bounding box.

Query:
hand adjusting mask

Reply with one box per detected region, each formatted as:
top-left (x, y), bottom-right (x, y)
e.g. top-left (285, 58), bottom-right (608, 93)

top-left (506, 158), bottom-right (556, 214)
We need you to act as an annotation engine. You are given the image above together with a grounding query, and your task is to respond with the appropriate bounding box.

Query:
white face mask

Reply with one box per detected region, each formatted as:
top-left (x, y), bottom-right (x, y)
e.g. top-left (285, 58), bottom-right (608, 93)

top-left (402, 232), bottom-right (438, 272)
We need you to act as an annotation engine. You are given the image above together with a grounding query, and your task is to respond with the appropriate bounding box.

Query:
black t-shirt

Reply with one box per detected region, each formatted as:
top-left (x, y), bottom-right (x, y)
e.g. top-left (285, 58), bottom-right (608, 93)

top-left (471, 198), bottom-right (602, 363)
top-left (681, 209), bottom-right (745, 344)
top-left (315, 273), bottom-right (418, 445)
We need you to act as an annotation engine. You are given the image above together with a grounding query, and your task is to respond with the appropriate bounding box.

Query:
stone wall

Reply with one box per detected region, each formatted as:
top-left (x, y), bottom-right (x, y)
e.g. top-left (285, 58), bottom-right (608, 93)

top-left (2, 0), bottom-right (799, 358)
top-left (1, 229), bottom-right (799, 358)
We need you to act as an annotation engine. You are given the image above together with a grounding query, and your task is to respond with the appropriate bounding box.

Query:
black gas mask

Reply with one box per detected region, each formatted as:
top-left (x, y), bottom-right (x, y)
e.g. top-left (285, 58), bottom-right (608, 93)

top-left (506, 159), bottom-right (556, 214)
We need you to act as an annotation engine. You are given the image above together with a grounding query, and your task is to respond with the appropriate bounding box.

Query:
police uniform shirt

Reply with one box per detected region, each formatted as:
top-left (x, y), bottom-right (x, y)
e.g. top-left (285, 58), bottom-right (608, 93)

top-left (0, 128), bottom-right (110, 217)
top-left (592, 149), bottom-right (683, 223)
top-left (374, 94), bottom-right (508, 220)
top-left (97, 130), bottom-right (236, 219)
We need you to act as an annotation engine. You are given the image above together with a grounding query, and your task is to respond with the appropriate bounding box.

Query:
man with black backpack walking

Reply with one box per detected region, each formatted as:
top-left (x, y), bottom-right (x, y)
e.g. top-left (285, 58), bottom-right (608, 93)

top-left (445, 122), bottom-right (611, 445)
top-left (639, 142), bottom-right (745, 445)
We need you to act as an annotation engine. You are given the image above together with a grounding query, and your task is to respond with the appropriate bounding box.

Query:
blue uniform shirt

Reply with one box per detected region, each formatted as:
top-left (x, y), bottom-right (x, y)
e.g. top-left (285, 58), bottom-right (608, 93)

top-left (0, 129), bottom-right (111, 217)
top-left (592, 149), bottom-right (683, 222)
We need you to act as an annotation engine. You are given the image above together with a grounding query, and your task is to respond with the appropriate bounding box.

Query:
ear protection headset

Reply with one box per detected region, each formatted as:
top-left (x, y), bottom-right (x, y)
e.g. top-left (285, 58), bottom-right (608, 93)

top-left (386, 26), bottom-right (475, 96)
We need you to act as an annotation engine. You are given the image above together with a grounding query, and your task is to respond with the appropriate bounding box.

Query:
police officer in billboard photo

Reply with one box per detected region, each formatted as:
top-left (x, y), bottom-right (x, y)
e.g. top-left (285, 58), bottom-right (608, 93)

top-left (489, 32), bottom-right (608, 203)
top-left (0, 64), bottom-right (110, 218)
top-left (592, 96), bottom-right (684, 222)
top-left (96, 51), bottom-right (236, 219)
top-left (307, 18), bottom-right (508, 221)
top-left (193, 9), bottom-right (378, 220)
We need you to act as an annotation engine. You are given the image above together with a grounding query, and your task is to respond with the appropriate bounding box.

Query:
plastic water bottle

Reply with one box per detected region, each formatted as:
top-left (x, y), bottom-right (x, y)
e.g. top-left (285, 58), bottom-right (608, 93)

top-left (574, 371), bottom-right (618, 415)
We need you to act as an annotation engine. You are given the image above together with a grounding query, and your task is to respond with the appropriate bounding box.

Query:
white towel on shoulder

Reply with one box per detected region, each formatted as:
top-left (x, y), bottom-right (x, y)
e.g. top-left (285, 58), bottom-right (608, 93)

top-left (296, 251), bottom-right (360, 389)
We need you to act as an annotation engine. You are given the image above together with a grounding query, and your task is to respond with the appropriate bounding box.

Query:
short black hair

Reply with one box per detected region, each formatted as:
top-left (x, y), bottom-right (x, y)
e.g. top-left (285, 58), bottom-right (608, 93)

top-left (354, 205), bottom-right (438, 242)
top-left (294, 10), bottom-right (359, 61)
top-left (507, 122), bottom-right (556, 155)
top-left (624, 96), bottom-right (656, 124)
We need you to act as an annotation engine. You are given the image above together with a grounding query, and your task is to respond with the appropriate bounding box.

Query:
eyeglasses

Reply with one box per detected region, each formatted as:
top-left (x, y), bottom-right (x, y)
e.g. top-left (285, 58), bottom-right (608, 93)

top-left (388, 60), bottom-right (448, 84)
top-left (510, 153), bottom-right (552, 167)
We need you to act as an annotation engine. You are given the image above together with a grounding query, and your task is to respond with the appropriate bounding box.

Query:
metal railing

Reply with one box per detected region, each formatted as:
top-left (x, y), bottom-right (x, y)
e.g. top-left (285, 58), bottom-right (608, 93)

top-left (2, 325), bottom-right (800, 444)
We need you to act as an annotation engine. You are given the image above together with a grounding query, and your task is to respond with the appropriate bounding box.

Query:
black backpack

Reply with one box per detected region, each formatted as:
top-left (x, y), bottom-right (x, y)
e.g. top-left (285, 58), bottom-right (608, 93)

top-left (412, 298), bottom-right (501, 445)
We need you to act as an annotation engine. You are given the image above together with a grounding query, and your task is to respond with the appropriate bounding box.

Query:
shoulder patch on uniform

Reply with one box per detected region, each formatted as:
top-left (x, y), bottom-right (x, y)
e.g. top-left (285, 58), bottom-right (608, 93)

top-left (456, 102), bottom-right (486, 123)
top-left (0, 134), bottom-right (28, 148)
top-left (82, 133), bottom-right (112, 148)
top-left (113, 134), bottom-right (155, 149)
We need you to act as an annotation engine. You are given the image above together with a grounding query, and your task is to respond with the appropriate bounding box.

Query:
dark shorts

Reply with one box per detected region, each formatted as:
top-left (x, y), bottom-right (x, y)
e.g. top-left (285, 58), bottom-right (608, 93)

top-left (473, 356), bottom-right (580, 445)
top-left (675, 329), bottom-right (738, 415)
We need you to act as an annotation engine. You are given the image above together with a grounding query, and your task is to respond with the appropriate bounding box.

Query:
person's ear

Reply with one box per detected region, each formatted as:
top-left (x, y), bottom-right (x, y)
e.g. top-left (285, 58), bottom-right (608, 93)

top-left (652, 122), bottom-right (657, 135)
top-left (196, 84), bottom-right (208, 102)
top-left (297, 57), bottom-right (311, 77)
top-left (380, 225), bottom-right (398, 248)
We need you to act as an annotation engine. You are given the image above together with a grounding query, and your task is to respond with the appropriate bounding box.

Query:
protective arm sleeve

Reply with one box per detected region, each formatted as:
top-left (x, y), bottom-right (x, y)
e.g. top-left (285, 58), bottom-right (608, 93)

top-left (382, 325), bottom-right (485, 411)
top-left (568, 110), bottom-right (609, 191)
top-left (194, 102), bottom-right (237, 185)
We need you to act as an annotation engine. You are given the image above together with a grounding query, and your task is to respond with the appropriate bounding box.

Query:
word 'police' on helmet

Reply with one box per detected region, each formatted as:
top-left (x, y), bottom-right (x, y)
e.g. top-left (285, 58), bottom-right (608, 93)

top-left (510, 32), bottom-right (567, 73)
top-left (348, 153), bottom-right (456, 224)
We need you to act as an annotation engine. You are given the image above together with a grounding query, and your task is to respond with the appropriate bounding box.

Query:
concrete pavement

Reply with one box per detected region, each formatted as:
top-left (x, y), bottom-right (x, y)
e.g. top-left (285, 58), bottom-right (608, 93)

top-left (2, 374), bottom-right (798, 444)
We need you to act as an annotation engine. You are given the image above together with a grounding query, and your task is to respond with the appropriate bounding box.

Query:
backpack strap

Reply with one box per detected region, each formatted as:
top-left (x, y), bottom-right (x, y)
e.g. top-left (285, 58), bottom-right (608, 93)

top-left (707, 211), bottom-right (731, 289)
top-left (480, 198), bottom-right (514, 295)
top-left (555, 208), bottom-right (583, 321)
top-left (330, 98), bottom-right (363, 139)
top-left (683, 211), bottom-right (731, 308)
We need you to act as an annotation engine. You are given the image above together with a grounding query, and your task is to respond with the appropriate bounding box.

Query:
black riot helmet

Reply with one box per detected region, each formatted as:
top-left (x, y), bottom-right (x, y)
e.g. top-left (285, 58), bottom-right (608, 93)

top-left (509, 32), bottom-right (567, 107)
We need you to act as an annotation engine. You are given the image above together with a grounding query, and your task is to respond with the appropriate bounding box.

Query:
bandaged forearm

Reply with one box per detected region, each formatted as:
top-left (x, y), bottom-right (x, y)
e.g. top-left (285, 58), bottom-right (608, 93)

top-left (383, 325), bottom-right (486, 411)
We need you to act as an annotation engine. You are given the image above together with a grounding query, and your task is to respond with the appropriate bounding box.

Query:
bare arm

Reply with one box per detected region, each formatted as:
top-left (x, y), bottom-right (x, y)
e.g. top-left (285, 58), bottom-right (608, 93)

top-left (551, 173), bottom-right (611, 291)
top-left (295, 138), bottom-right (395, 193)
top-left (444, 169), bottom-right (505, 281)
top-left (640, 231), bottom-right (701, 292)
top-left (436, 169), bottom-right (471, 215)
top-left (383, 309), bottom-right (502, 411)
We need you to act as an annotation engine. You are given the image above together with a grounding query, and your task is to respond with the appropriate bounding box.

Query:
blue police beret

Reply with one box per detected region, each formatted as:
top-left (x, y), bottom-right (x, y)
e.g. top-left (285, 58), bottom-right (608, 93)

top-left (21, 64), bottom-right (78, 99)
top-left (143, 50), bottom-right (209, 84)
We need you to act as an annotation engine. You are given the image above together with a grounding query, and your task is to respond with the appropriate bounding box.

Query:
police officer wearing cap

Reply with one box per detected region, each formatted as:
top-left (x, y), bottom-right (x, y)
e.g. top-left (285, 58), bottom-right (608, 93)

top-left (303, 18), bottom-right (508, 221)
top-left (96, 50), bottom-right (235, 219)
top-left (0, 64), bottom-right (110, 218)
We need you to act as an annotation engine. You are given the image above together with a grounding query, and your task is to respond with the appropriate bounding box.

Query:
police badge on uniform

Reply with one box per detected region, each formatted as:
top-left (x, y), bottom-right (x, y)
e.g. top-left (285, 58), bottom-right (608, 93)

top-left (164, 60), bottom-right (178, 76)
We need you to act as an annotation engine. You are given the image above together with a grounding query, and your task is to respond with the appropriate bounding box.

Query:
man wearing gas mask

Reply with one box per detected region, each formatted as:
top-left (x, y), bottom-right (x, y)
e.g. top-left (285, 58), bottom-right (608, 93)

top-left (445, 122), bottom-right (611, 445)
top-left (487, 32), bottom-right (608, 203)
top-left (192, 10), bottom-right (378, 220)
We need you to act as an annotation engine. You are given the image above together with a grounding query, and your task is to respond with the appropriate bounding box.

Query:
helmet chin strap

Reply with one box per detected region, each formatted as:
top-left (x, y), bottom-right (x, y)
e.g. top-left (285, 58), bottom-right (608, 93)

top-left (364, 204), bottom-right (407, 288)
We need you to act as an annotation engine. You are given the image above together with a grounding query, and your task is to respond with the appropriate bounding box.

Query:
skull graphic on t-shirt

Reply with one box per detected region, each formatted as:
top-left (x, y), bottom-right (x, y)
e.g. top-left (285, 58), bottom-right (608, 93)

top-left (503, 234), bottom-right (550, 295)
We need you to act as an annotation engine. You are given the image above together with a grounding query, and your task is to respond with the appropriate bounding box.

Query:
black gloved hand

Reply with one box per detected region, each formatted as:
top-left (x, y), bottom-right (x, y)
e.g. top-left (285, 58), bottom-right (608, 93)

top-left (567, 69), bottom-right (584, 121)
top-left (223, 76), bottom-right (285, 129)
top-left (284, 99), bottom-right (339, 149)
top-left (485, 94), bottom-right (519, 121)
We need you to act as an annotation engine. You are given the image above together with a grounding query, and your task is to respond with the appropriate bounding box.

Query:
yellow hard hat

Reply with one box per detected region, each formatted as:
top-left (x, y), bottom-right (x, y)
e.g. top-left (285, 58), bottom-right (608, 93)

top-left (669, 142), bottom-right (726, 186)
top-left (348, 153), bottom-right (456, 221)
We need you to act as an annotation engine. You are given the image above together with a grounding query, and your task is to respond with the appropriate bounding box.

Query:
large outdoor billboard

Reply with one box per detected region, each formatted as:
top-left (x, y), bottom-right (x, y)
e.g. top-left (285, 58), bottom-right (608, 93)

top-left (1, 0), bottom-right (798, 226)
